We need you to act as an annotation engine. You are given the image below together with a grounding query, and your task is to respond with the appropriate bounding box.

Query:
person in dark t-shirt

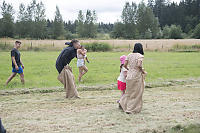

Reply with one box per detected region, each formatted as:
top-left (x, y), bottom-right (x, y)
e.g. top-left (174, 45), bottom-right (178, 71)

top-left (5, 41), bottom-right (25, 85)
top-left (56, 39), bottom-right (81, 73)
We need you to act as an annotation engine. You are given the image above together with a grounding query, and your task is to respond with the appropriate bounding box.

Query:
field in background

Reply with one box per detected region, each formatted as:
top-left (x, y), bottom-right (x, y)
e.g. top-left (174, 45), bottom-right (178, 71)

top-left (1, 39), bottom-right (200, 133)
top-left (1, 38), bottom-right (200, 51)
top-left (0, 51), bottom-right (200, 90)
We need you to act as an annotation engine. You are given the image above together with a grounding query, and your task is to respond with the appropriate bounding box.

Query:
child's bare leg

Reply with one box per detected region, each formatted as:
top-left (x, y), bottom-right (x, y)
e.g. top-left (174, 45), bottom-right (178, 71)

top-left (20, 73), bottom-right (25, 85)
top-left (5, 72), bottom-right (17, 85)
top-left (78, 67), bottom-right (83, 82)
top-left (122, 90), bottom-right (125, 96)
top-left (81, 66), bottom-right (88, 76)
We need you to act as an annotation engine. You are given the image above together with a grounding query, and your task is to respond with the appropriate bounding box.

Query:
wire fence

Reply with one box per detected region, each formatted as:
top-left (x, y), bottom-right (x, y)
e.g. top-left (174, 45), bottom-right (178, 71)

top-left (1, 39), bottom-right (200, 52)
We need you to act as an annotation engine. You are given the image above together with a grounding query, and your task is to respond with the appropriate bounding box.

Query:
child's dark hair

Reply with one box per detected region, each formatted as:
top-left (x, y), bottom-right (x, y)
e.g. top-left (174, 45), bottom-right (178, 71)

top-left (120, 64), bottom-right (124, 72)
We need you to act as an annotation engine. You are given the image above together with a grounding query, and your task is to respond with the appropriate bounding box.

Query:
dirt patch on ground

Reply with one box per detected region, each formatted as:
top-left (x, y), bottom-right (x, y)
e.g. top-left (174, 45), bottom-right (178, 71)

top-left (0, 83), bottom-right (200, 133)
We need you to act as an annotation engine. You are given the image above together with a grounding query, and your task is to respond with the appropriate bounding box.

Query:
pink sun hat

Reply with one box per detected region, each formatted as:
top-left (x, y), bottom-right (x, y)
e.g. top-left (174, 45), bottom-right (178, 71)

top-left (120, 55), bottom-right (127, 65)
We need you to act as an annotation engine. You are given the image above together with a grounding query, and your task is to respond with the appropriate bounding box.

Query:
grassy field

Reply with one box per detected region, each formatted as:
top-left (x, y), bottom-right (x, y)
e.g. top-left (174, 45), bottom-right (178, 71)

top-left (0, 83), bottom-right (199, 133)
top-left (0, 51), bottom-right (200, 90)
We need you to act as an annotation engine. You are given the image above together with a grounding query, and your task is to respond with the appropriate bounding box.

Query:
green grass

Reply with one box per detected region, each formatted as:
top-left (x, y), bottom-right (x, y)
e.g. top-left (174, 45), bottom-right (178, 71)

top-left (0, 51), bottom-right (200, 90)
top-left (168, 124), bottom-right (200, 133)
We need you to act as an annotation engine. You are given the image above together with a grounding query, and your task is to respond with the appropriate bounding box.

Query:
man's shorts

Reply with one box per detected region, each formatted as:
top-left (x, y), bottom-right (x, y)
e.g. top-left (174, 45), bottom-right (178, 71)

top-left (12, 66), bottom-right (23, 74)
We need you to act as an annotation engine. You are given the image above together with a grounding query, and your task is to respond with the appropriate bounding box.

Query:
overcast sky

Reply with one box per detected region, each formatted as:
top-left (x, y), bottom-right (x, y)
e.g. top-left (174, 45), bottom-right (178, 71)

top-left (1, 0), bottom-right (180, 23)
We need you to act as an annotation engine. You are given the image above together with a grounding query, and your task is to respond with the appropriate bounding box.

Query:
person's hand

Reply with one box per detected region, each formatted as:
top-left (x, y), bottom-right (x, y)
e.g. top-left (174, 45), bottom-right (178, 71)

top-left (22, 64), bottom-right (24, 69)
top-left (142, 71), bottom-right (147, 80)
top-left (15, 65), bottom-right (19, 70)
top-left (143, 71), bottom-right (147, 75)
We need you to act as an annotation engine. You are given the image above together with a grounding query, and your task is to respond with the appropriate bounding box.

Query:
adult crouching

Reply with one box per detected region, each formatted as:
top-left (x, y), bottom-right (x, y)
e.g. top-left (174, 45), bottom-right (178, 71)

top-left (56, 39), bottom-right (81, 98)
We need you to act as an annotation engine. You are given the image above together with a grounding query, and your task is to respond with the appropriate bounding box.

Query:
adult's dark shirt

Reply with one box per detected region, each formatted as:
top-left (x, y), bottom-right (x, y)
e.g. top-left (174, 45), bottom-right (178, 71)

top-left (56, 45), bottom-right (77, 73)
top-left (11, 48), bottom-right (21, 68)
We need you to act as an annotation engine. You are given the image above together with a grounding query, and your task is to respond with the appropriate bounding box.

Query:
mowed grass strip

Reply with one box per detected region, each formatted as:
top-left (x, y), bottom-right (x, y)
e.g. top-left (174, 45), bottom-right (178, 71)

top-left (0, 51), bottom-right (200, 90)
top-left (0, 84), bottom-right (200, 132)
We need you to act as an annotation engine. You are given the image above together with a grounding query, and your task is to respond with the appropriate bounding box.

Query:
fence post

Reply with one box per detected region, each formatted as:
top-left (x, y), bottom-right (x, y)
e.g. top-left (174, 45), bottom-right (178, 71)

top-left (31, 42), bottom-right (32, 49)
top-left (4, 42), bottom-right (6, 48)
top-left (129, 44), bottom-right (130, 51)
top-left (146, 43), bottom-right (147, 49)
top-left (53, 42), bottom-right (54, 47)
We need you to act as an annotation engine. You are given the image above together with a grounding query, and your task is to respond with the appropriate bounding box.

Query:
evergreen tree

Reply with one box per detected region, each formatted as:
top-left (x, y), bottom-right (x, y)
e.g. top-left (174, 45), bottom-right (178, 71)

top-left (136, 2), bottom-right (160, 38)
top-left (53, 6), bottom-right (64, 39)
top-left (77, 10), bottom-right (85, 37)
top-left (16, 3), bottom-right (27, 38)
top-left (121, 2), bottom-right (137, 39)
top-left (76, 10), bottom-right (97, 38)
top-left (32, 1), bottom-right (46, 39)
top-left (111, 22), bottom-right (125, 38)
top-left (0, 1), bottom-right (15, 37)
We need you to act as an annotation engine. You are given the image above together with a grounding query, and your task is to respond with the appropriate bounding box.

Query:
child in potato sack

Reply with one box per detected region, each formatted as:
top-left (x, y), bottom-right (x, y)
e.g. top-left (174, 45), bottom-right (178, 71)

top-left (117, 55), bottom-right (128, 103)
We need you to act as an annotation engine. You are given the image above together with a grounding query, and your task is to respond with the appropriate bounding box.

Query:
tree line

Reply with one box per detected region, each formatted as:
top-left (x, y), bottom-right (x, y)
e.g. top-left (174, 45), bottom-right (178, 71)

top-left (0, 0), bottom-right (112, 39)
top-left (0, 0), bottom-right (200, 39)
top-left (112, 0), bottom-right (200, 39)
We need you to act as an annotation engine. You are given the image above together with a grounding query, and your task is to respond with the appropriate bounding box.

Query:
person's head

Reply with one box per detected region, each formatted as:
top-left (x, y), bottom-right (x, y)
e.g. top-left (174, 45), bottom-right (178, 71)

top-left (79, 45), bottom-right (84, 50)
top-left (120, 55), bottom-right (126, 66)
top-left (15, 41), bottom-right (21, 49)
top-left (71, 39), bottom-right (81, 49)
top-left (81, 45), bottom-right (85, 50)
top-left (119, 55), bottom-right (126, 72)
top-left (133, 43), bottom-right (144, 55)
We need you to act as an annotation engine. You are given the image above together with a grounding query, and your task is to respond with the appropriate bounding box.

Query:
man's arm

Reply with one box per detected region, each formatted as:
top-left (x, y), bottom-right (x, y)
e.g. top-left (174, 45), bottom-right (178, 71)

top-left (12, 56), bottom-right (19, 70)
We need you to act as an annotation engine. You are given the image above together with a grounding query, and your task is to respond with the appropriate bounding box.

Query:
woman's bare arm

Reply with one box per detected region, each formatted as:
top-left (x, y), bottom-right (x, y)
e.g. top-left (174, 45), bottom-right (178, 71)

top-left (137, 60), bottom-right (147, 74)
top-left (124, 60), bottom-right (129, 70)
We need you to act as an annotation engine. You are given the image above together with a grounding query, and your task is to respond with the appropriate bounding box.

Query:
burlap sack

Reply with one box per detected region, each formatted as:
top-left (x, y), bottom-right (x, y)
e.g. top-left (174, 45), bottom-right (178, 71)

top-left (57, 65), bottom-right (79, 98)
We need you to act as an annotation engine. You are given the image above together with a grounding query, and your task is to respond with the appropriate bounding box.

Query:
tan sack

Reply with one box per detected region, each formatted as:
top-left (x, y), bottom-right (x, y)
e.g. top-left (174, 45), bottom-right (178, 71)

top-left (57, 65), bottom-right (79, 98)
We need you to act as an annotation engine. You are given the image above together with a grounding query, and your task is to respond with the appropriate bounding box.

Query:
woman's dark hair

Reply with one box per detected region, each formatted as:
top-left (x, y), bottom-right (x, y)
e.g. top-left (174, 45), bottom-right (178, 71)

top-left (133, 43), bottom-right (144, 55)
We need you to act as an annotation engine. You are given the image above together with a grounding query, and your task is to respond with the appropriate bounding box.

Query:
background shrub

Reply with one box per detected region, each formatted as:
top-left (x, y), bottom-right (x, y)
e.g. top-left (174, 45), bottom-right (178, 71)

top-left (82, 42), bottom-right (112, 52)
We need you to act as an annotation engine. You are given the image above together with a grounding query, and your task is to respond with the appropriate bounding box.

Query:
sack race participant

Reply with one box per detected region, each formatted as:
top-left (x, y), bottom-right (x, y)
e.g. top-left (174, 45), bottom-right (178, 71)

top-left (119, 43), bottom-right (147, 114)
top-left (117, 55), bottom-right (128, 103)
top-left (57, 65), bottom-right (79, 98)
top-left (56, 39), bottom-right (81, 98)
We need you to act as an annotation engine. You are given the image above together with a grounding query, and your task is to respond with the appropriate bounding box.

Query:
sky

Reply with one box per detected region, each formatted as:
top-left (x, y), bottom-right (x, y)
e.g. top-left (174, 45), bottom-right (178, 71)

top-left (1, 0), bottom-right (180, 23)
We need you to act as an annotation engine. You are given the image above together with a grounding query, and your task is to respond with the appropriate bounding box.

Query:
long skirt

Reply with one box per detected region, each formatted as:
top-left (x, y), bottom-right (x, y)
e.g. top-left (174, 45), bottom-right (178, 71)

top-left (119, 75), bottom-right (144, 114)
